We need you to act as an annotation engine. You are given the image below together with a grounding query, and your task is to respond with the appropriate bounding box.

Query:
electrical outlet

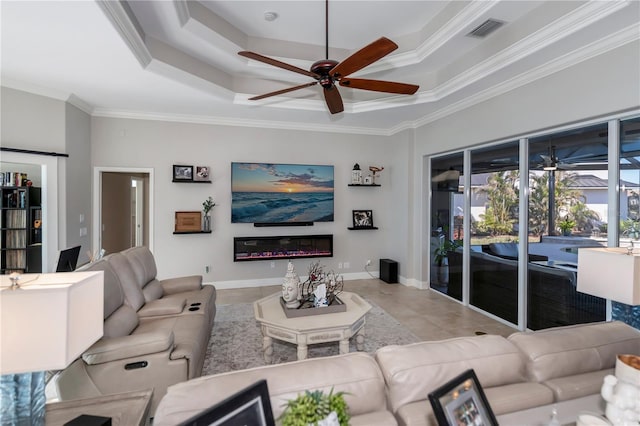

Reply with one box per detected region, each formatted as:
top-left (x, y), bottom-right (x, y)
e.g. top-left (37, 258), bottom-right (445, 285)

top-left (270, 261), bottom-right (275, 269)
top-left (205, 266), bottom-right (210, 274)
top-left (338, 263), bottom-right (343, 269)
top-left (366, 259), bottom-right (371, 266)
top-left (344, 262), bottom-right (350, 269)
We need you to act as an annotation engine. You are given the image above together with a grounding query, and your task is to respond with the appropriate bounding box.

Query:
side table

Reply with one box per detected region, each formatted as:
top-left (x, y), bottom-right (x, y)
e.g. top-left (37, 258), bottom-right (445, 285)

top-left (45, 389), bottom-right (153, 426)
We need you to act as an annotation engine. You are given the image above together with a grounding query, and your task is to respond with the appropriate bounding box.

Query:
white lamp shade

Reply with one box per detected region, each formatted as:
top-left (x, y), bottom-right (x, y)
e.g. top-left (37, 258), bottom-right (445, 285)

top-left (0, 271), bottom-right (104, 374)
top-left (577, 248), bottom-right (640, 305)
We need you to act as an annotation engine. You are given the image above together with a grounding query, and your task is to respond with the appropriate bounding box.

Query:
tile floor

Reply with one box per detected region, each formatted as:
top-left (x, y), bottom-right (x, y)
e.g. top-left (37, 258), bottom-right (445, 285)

top-left (216, 278), bottom-right (517, 341)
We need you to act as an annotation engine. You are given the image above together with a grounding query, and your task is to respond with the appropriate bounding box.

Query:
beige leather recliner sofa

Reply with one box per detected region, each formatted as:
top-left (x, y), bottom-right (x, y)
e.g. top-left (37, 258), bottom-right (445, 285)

top-left (55, 246), bottom-right (216, 415)
top-left (154, 352), bottom-right (397, 426)
top-left (153, 321), bottom-right (639, 425)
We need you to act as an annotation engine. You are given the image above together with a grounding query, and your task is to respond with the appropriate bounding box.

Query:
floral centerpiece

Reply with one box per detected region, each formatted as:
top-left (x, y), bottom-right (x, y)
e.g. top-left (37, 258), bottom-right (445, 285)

top-left (298, 262), bottom-right (344, 309)
top-left (280, 389), bottom-right (350, 426)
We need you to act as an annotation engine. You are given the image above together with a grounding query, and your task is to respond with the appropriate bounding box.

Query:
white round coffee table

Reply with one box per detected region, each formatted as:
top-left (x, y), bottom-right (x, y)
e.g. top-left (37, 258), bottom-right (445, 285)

top-left (253, 291), bottom-right (372, 362)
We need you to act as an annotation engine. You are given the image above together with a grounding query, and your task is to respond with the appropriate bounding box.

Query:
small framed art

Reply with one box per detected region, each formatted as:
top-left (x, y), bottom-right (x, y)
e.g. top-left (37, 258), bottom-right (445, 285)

top-left (352, 210), bottom-right (374, 229)
top-left (173, 165), bottom-right (193, 181)
top-left (178, 379), bottom-right (275, 426)
top-left (428, 369), bottom-right (498, 426)
top-left (194, 166), bottom-right (211, 182)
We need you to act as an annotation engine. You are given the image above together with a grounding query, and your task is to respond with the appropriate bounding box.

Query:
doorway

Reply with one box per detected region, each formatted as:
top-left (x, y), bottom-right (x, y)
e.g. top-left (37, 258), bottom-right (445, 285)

top-left (93, 167), bottom-right (153, 256)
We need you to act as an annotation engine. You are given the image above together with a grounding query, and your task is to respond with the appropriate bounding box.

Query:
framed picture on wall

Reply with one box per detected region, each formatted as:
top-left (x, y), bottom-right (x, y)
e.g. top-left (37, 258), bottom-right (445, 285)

top-left (352, 210), bottom-right (374, 228)
top-left (194, 166), bottom-right (210, 181)
top-left (428, 369), bottom-right (498, 426)
top-left (173, 165), bottom-right (193, 181)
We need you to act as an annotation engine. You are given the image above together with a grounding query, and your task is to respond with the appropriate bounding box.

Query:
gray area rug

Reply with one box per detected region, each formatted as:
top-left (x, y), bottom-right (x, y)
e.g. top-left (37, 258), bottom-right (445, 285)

top-left (202, 299), bottom-right (420, 376)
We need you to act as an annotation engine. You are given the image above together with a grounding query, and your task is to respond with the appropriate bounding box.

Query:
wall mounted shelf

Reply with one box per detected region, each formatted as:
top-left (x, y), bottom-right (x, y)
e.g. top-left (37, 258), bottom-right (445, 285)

top-left (348, 184), bottom-right (380, 187)
top-left (172, 180), bottom-right (211, 183)
top-left (173, 230), bottom-right (212, 235)
top-left (347, 227), bottom-right (378, 230)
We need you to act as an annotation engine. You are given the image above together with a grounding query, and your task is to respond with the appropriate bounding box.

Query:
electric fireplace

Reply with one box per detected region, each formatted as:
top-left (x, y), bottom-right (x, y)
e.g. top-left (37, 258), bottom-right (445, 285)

top-left (233, 235), bottom-right (333, 262)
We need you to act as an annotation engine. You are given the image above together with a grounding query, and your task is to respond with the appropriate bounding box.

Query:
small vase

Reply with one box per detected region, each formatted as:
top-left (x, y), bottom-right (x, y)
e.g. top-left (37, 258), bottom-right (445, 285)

top-left (203, 215), bottom-right (211, 232)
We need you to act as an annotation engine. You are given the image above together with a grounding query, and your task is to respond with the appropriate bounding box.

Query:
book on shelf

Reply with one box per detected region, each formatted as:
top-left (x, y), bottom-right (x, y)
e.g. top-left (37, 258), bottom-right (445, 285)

top-left (5, 249), bottom-right (26, 269)
top-left (0, 172), bottom-right (28, 187)
top-left (5, 210), bottom-right (27, 228)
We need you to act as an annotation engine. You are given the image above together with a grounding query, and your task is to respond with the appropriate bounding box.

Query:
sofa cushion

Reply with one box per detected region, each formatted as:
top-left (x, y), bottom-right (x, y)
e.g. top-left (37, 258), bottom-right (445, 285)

top-left (542, 368), bottom-right (612, 401)
top-left (508, 321), bottom-right (640, 383)
top-left (489, 242), bottom-right (518, 258)
top-left (153, 352), bottom-right (391, 426)
top-left (394, 382), bottom-right (552, 426)
top-left (375, 335), bottom-right (528, 414)
top-left (106, 253), bottom-right (146, 311)
top-left (122, 246), bottom-right (160, 300)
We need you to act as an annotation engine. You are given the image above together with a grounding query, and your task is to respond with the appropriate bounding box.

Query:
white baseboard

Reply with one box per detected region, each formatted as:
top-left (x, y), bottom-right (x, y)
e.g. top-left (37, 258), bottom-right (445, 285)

top-left (206, 271), bottom-right (419, 291)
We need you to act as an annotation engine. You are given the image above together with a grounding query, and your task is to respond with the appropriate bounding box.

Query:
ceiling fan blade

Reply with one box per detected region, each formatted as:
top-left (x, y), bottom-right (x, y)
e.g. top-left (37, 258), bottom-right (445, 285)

top-left (330, 37), bottom-right (398, 78)
top-left (340, 78), bottom-right (419, 95)
top-left (248, 82), bottom-right (319, 101)
top-left (323, 86), bottom-right (344, 114)
top-left (238, 51), bottom-right (319, 78)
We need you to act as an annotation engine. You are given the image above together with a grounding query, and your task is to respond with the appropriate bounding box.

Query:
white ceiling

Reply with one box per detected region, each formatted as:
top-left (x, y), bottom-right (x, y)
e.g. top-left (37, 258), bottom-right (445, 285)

top-left (2, 1), bottom-right (639, 135)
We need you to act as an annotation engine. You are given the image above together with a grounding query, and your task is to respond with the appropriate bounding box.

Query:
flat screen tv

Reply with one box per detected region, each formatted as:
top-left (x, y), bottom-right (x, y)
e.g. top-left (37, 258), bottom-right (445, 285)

top-left (231, 162), bottom-right (334, 225)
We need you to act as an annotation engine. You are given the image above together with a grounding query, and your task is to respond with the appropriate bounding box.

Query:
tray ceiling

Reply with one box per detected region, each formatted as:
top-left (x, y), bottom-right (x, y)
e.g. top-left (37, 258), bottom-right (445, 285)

top-left (1, 1), bottom-right (638, 135)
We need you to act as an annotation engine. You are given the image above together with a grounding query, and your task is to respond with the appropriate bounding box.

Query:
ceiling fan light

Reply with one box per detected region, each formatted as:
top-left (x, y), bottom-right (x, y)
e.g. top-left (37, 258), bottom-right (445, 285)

top-left (543, 164), bottom-right (558, 171)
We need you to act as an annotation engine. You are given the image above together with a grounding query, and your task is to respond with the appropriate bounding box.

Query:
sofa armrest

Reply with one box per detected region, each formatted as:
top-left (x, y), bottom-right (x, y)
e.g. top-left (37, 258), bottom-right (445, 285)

top-left (138, 298), bottom-right (186, 317)
top-left (160, 276), bottom-right (202, 294)
top-left (82, 331), bottom-right (174, 365)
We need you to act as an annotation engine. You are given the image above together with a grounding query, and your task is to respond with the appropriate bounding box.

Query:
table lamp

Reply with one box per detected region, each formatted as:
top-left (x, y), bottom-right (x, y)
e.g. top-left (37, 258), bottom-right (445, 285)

top-left (577, 247), bottom-right (640, 307)
top-left (0, 271), bottom-right (104, 425)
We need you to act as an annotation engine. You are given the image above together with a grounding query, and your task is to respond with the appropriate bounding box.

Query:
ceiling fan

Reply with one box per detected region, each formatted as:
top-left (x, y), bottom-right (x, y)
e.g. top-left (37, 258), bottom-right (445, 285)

top-left (238, 0), bottom-right (419, 114)
top-left (539, 146), bottom-right (577, 171)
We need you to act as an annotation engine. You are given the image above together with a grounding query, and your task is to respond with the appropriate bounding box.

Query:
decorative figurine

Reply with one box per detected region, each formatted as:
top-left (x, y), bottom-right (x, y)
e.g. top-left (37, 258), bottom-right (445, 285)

top-left (282, 261), bottom-right (301, 308)
top-left (369, 166), bottom-right (384, 185)
top-left (351, 164), bottom-right (362, 184)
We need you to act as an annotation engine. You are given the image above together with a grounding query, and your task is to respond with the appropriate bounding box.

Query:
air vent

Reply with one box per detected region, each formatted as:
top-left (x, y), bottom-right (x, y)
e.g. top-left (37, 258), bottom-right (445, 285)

top-left (467, 19), bottom-right (505, 38)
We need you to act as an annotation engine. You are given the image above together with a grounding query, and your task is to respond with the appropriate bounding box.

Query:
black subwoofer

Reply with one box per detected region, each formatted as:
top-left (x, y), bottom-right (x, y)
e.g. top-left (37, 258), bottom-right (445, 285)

top-left (380, 259), bottom-right (398, 283)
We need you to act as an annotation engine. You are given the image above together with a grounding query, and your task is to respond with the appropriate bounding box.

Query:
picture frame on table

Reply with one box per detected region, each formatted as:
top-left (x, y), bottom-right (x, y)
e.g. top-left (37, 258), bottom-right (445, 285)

top-left (428, 369), bottom-right (498, 426)
top-left (173, 165), bottom-right (193, 181)
top-left (194, 166), bottom-right (211, 182)
top-left (352, 210), bottom-right (374, 228)
top-left (178, 379), bottom-right (275, 426)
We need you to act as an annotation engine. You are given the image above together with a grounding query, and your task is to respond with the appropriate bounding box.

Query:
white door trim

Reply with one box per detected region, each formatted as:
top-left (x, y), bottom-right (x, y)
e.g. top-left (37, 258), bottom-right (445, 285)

top-left (93, 166), bottom-right (154, 255)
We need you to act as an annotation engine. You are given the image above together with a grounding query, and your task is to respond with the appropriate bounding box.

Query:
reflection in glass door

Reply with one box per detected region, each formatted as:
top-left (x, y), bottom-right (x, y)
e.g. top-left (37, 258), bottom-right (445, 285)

top-left (430, 154), bottom-right (463, 301)
top-left (527, 125), bottom-right (607, 329)
top-left (616, 117), bottom-right (640, 327)
top-left (469, 141), bottom-right (520, 324)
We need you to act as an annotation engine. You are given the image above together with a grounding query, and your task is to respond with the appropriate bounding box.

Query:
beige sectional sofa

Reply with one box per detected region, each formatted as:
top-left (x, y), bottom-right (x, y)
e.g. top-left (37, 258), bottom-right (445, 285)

top-left (154, 321), bottom-right (639, 425)
top-left (55, 246), bottom-right (216, 415)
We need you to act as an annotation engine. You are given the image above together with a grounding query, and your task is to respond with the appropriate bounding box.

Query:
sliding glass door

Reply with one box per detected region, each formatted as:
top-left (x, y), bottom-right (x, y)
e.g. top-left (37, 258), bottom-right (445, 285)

top-left (468, 141), bottom-right (520, 324)
top-left (527, 124), bottom-right (607, 329)
top-left (430, 153), bottom-right (463, 301)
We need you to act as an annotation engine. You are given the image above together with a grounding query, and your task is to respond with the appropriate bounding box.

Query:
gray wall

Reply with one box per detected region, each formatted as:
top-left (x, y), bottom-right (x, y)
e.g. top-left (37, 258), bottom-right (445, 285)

top-left (91, 117), bottom-right (410, 287)
top-left (1, 87), bottom-right (92, 270)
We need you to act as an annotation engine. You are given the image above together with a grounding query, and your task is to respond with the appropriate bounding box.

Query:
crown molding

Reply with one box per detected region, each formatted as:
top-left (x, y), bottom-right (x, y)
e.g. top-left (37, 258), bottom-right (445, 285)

top-left (91, 108), bottom-right (390, 136)
top-left (66, 94), bottom-right (94, 115)
top-left (362, 1), bottom-right (499, 75)
top-left (411, 23), bottom-right (640, 129)
top-left (88, 22), bottom-right (638, 137)
top-left (96, 0), bottom-right (152, 68)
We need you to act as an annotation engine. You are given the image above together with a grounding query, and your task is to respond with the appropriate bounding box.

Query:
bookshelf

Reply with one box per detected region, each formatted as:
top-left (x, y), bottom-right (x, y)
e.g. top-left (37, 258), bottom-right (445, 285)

top-left (1, 185), bottom-right (41, 273)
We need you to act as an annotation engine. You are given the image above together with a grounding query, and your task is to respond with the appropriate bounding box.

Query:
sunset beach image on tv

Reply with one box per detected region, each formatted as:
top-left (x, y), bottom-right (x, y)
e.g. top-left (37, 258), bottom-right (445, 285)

top-left (231, 162), bottom-right (334, 224)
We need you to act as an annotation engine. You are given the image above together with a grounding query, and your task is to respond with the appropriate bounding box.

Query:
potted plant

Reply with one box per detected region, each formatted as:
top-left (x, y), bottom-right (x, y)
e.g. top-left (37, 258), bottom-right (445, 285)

top-left (433, 239), bottom-right (461, 284)
top-left (202, 196), bottom-right (215, 231)
top-left (558, 217), bottom-right (576, 236)
top-left (280, 389), bottom-right (350, 426)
